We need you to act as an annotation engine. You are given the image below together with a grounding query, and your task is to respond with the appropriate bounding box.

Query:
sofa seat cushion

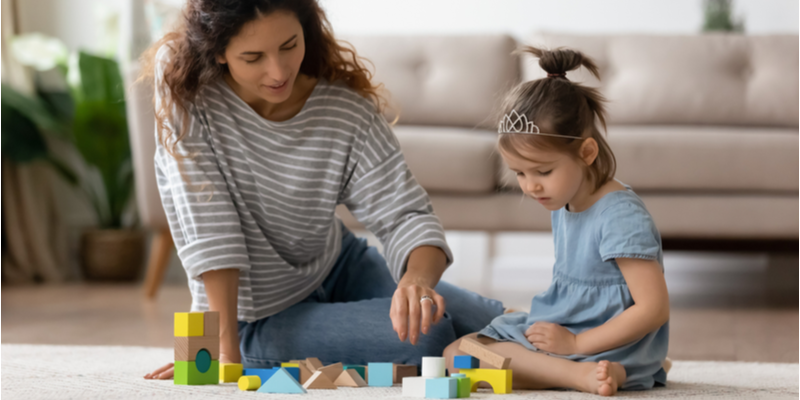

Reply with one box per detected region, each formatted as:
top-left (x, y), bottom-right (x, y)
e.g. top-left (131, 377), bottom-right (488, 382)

top-left (498, 125), bottom-right (799, 192)
top-left (393, 125), bottom-right (497, 194)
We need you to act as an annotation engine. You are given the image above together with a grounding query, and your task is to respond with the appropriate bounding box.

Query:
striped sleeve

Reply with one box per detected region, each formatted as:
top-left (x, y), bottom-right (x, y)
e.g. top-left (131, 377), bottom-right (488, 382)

top-left (339, 113), bottom-right (453, 281)
top-left (153, 45), bottom-right (252, 282)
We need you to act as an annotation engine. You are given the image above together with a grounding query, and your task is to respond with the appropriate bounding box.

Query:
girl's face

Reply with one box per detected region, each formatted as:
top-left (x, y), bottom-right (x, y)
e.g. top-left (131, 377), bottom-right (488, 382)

top-left (501, 139), bottom-right (598, 212)
top-left (216, 10), bottom-right (306, 105)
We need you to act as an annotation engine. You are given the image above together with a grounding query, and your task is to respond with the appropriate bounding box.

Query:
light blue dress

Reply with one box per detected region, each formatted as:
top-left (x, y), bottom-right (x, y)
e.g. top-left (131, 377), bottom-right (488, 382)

top-left (479, 184), bottom-right (669, 390)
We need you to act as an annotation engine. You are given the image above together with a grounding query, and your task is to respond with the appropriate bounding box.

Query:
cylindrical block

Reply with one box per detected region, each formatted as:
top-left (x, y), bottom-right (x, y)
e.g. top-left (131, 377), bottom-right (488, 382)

top-left (421, 357), bottom-right (446, 377)
top-left (238, 375), bottom-right (261, 391)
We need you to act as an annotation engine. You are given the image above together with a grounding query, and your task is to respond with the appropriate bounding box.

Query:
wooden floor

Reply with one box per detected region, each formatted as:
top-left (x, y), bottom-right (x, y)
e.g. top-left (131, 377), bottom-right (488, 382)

top-left (1, 283), bottom-right (797, 363)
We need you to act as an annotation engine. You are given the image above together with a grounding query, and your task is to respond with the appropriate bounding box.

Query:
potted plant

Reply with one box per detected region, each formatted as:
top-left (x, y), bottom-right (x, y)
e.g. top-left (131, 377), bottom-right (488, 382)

top-left (6, 33), bottom-right (144, 280)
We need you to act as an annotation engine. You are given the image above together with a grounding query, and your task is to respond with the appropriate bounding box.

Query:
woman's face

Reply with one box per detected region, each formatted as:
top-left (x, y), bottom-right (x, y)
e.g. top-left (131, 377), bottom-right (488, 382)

top-left (217, 10), bottom-right (306, 105)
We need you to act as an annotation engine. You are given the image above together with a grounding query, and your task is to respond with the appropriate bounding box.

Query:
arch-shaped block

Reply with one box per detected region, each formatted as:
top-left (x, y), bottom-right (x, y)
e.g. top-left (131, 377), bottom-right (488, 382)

top-left (459, 369), bottom-right (512, 394)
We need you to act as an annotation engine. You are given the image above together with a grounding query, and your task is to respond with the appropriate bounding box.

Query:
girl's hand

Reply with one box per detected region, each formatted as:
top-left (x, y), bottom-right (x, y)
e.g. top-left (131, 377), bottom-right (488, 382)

top-left (525, 321), bottom-right (578, 355)
top-left (144, 362), bottom-right (174, 380)
top-left (390, 282), bottom-right (446, 346)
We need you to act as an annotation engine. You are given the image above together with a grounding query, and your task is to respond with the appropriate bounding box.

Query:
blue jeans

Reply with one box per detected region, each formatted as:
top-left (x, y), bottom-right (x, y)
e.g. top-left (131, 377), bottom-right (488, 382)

top-left (237, 224), bottom-right (504, 368)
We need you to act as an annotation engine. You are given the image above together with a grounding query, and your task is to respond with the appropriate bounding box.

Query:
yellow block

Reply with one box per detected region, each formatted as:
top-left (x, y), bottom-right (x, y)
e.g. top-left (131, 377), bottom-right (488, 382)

top-left (174, 312), bottom-right (204, 337)
top-left (459, 368), bottom-right (513, 394)
top-left (281, 362), bottom-right (300, 368)
top-left (238, 375), bottom-right (261, 391)
top-left (220, 363), bottom-right (243, 383)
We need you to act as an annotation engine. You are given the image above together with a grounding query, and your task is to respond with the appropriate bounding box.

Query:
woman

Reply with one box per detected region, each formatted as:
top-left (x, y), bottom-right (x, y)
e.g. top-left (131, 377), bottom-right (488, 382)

top-left (142, 0), bottom-right (503, 379)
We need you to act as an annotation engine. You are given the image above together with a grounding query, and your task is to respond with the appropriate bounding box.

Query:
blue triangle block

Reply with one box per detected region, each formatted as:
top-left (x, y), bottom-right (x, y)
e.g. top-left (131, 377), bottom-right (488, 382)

top-left (257, 367), bottom-right (307, 394)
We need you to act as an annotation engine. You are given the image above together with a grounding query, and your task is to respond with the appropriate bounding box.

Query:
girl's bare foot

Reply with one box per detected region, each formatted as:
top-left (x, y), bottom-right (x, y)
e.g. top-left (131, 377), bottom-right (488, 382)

top-left (577, 360), bottom-right (626, 396)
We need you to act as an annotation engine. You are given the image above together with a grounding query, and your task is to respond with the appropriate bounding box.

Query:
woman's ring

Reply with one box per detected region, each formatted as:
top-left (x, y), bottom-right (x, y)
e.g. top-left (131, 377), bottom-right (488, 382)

top-left (420, 295), bottom-right (434, 304)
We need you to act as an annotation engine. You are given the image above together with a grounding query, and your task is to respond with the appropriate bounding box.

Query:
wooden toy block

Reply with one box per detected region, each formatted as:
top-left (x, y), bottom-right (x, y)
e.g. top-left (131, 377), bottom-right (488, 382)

top-left (402, 376), bottom-right (427, 397)
top-left (343, 365), bottom-right (366, 380)
top-left (174, 360), bottom-right (219, 385)
top-left (426, 377), bottom-right (458, 399)
top-left (302, 370), bottom-right (338, 390)
top-left (276, 366), bottom-right (301, 383)
top-left (305, 357), bottom-right (324, 372)
top-left (174, 312), bottom-right (204, 337)
top-left (458, 338), bottom-right (511, 369)
top-left (220, 363), bottom-right (243, 383)
top-left (450, 374), bottom-right (471, 398)
top-left (393, 364), bottom-right (417, 383)
top-left (243, 368), bottom-right (276, 383)
top-left (367, 362), bottom-right (393, 387)
top-left (422, 357), bottom-right (446, 377)
top-left (458, 368), bottom-right (512, 394)
top-left (281, 362), bottom-right (300, 368)
top-left (238, 375), bottom-right (261, 391)
top-left (454, 355), bottom-right (480, 369)
top-left (333, 369), bottom-right (367, 387)
top-left (257, 367), bottom-right (307, 394)
top-left (318, 362), bottom-right (343, 381)
top-left (174, 336), bottom-right (220, 361)
top-left (296, 361), bottom-right (313, 384)
top-left (203, 311), bottom-right (219, 337)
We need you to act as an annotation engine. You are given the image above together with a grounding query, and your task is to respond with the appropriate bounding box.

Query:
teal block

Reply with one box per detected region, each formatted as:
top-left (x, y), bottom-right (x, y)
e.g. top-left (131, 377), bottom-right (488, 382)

top-left (344, 365), bottom-right (366, 380)
top-left (257, 368), bottom-right (307, 394)
top-left (454, 355), bottom-right (479, 369)
top-left (273, 366), bottom-right (300, 383)
top-left (426, 377), bottom-right (458, 399)
top-left (367, 362), bottom-right (393, 387)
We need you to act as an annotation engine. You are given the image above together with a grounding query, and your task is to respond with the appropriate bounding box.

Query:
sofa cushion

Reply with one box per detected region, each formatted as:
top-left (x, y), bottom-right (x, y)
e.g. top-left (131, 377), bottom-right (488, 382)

top-left (524, 32), bottom-right (798, 127)
top-left (342, 35), bottom-right (520, 129)
top-left (393, 126), bottom-right (497, 194)
top-left (498, 125), bottom-right (799, 192)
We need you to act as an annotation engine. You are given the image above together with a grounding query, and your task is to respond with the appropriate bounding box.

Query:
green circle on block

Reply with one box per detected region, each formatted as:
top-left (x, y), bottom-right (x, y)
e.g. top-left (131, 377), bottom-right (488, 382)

top-left (195, 349), bottom-right (211, 373)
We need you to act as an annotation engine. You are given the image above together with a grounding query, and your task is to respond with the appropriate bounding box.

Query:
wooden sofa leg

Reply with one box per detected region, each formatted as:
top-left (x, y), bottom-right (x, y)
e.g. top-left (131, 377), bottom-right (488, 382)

top-left (143, 229), bottom-right (174, 299)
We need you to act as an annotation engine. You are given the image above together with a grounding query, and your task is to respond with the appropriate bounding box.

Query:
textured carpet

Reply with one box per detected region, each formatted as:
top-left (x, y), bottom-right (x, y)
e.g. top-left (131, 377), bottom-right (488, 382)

top-left (1, 344), bottom-right (797, 399)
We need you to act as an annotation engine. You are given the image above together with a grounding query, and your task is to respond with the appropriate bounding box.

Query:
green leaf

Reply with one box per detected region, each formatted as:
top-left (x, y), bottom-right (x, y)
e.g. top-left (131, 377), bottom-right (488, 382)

top-left (1, 84), bottom-right (66, 136)
top-left (1, 102), bottom-right (48, 163)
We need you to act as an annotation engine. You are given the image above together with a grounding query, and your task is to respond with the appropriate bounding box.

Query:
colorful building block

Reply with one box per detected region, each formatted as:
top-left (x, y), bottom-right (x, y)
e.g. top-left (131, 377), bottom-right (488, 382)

top-left (306, 357), bottom-right (324, 371)
top-left (220, 363), bottom-right (243, 383)
top-left (367, 362), bottom-right (393, 387)
top-left (394, 364), bottom-right (417, 383)
top-left (318, 362), bottom-right (343, 381)
top-left (243, 368), bottom-right (276, 383)
top-left (422, 357), bottom-right (446, 377)
top-left (174, 360), bottom-right (219, 385)
top-left (258, 367), bottom-right (307, 394)
top-left (296, 361), bottom-right (313, 384)
top-left (238, 375), bottom-right (261, 391)
top-left (174, 336), bottom-right (220, 361)
top-left (426, 377), bottom-right (458, 399)
top-left (334, 369), bottom-right (367, 387)
top-left (459, 369), bottom-right (512, 394)
top-left (174, 312), bottom-right (204, 337)
top-left (454, 355), bottom-right (480, 369)
top-left (281, 362), bottom-right (300, 368)
top-left (274, 366), bottom-right (300, 383)
top-left (402, 376), bottom-right (427, 397)
top-left (343, 365), bottom-right (366, 380)
top-left (451, 374), bottom-right (471, 398)
top-left (458, 338), bottom-right (511, 369)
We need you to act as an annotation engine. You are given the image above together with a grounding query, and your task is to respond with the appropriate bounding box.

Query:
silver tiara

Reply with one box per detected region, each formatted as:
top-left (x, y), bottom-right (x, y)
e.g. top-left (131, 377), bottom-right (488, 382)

top-left (498, 110), bottom-right (585, 140)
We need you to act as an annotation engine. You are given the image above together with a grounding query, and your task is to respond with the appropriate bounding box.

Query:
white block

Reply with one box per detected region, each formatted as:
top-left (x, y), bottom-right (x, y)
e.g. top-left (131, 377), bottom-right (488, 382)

top-left (421, 357), bottom-right (446, 378)
top-left (402, 376), bottom-right (427, 397)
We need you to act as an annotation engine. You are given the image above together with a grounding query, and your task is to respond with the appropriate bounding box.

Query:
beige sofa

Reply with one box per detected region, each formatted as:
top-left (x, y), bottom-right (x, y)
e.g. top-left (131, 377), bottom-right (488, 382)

top-left (127, 32), bottom-right (798, 296)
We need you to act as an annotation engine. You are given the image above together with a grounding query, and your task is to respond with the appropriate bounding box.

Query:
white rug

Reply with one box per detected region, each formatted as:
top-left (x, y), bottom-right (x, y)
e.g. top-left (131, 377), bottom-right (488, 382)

top-left (1, 344), bottom-right (797, 399)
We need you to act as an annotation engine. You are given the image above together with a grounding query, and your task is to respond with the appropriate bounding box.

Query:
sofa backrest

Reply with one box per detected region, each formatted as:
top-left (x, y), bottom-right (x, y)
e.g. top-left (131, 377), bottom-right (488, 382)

top-left (523, 32), bottom-right (798, 127)
top-left (342, 35), bottom-right (520, 129)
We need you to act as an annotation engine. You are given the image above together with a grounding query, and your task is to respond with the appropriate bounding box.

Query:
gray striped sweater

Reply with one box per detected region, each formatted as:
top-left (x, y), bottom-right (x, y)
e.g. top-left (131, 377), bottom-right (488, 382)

top-left (154, 46), bottom-right (453, 322)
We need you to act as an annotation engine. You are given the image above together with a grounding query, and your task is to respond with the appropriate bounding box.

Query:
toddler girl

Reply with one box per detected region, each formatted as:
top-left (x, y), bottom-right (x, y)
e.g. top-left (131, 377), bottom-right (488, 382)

top-left (443, 46), bottom-right (669, 396)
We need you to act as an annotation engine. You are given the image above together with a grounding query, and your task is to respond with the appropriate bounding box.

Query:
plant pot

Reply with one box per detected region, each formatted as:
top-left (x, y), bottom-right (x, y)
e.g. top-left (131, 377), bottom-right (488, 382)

top-left (80, 228), bottom-right (145, 281)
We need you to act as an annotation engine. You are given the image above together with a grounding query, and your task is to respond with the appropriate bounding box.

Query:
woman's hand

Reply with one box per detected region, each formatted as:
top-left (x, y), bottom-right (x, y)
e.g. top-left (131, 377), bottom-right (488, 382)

top-left (390, 282), bottom-right (446, 346)
top-left (526, 321), bottom-right (578, 355)
top-left (144, 362), bottom-right (174, 380)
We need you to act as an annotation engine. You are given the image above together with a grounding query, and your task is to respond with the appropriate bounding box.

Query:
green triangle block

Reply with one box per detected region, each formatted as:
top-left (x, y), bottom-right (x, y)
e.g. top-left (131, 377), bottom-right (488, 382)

top-left (257, 367), bottom-right (307, 394)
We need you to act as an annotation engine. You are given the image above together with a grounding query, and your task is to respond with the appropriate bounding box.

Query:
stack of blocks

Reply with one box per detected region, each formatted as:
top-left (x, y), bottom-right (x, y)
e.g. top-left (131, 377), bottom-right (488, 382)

top-left (174, 311), bottom-right (221, 385)
top-left (402, 357), bottom-right (470, 399)
top-left (455, 338), bottom-right (513, 395)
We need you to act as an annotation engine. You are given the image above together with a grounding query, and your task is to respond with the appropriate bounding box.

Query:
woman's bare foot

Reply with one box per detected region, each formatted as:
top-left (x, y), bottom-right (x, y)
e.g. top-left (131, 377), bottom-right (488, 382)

top-left (576, 360), bottom-right (626, 396)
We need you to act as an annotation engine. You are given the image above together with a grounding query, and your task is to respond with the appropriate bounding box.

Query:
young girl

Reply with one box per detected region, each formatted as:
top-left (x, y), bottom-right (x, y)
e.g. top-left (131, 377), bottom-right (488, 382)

top-left (443, 46), bottom-right (670, 396)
